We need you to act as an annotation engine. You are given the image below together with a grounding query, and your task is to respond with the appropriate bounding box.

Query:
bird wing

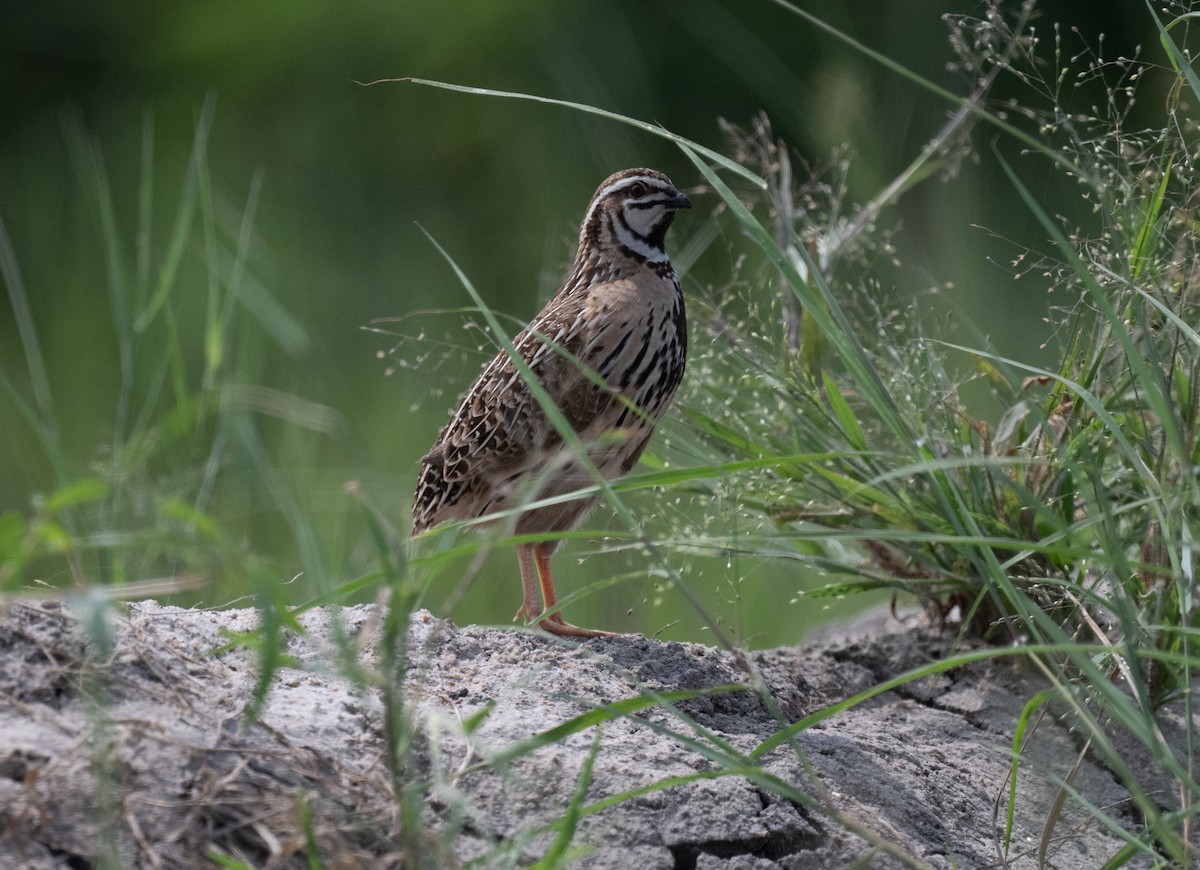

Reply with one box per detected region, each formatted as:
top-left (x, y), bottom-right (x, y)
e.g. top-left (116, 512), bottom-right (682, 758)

top-left (412, 286), bottom-right (628, 530)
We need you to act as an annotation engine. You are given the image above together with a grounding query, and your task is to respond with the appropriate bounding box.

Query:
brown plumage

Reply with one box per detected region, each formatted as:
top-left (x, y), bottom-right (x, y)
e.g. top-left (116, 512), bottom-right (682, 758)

top-left (412, 168), bottom-right (691, 637)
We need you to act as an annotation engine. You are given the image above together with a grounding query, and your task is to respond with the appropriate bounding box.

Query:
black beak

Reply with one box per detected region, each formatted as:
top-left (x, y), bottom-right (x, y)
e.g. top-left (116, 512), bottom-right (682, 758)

top-left (665, 188), bottom-right (692, 210)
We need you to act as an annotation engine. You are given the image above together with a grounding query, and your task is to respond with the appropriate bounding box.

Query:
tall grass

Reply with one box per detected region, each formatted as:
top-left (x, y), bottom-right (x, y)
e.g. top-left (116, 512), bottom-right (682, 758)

top-left (0, 99), bottom-right (371, 723)
top-left (3, 0), bottom-right (1198, 865)
top-left (404, 0), bottom-right (1200, 863)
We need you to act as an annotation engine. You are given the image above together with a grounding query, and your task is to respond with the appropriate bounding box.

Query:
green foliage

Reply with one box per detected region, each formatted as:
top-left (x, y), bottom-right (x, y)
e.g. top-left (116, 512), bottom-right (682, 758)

top-left (401, 2), bottom-right (1200, 842)
top-left (4, 0), bottom-right (1200, 865)
top-left (1005, 689), bottom-right (1053, 853)
top-left (655, 2), bottom-right (1200, 863)
top-left (0, 101), bottom-right (355, 609)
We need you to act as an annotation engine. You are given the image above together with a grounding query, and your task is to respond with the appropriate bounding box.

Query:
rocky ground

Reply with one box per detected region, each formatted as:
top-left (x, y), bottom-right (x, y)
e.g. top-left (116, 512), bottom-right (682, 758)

top-left (0, 599), bottom-right (1189, 868)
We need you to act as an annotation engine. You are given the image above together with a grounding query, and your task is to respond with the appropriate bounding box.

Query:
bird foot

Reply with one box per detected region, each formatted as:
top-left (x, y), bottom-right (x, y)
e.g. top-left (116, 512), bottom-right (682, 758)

top-left (514, 607), bottom-right (618, 639)
top-left (537, 618), bottom-right (619, 639)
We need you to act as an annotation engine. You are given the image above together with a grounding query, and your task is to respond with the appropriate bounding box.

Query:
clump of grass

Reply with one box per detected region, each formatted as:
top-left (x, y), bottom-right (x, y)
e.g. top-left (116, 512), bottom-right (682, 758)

top-left (0, 106), bottom-right (448, 863)
top-left (0, 102), bottom-right (373, 739)
top-left (663, 1), bottom-right (1200, 862)
top-left (0, 101), bottom-right (347, 609)
top-left (406, 1), bottom-right (1200, 862)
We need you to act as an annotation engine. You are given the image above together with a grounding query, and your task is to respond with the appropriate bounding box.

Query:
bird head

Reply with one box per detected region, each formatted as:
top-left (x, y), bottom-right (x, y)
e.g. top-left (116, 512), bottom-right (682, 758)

top-left (580, 168), bottom-right (691, 264)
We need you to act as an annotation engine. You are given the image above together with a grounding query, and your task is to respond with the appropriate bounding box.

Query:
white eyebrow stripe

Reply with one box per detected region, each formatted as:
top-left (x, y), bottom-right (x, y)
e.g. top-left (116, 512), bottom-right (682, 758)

top-left (580, 175), bottom-right (665, 230)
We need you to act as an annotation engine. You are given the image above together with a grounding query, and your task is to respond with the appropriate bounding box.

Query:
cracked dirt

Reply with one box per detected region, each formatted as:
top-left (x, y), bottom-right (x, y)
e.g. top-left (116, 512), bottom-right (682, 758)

top-left (0, 599), bottom-right (1191, 868)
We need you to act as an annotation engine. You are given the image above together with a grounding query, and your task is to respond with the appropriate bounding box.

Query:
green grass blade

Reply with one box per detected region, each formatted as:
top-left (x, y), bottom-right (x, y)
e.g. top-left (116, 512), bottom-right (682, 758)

top-left (532, 728), bottom-right (603, 869)
top-left (0, 210), bottom-right (56, 426)
top-left (677, 142), bottom-right (910, 445)
top-left (822, 372), bottom-right (866, 451)
top-left (473, 685), bottom-right (746, 771)
top-left (210, 168), bottom-right (264, 386)
top-left (764, 0), bottom-right (1089, 183)
top-left (1005, 690), bottom-right (1052, 854)
top-left (135, 112), bottom-right (154, 305)
top-left (382, 78), bottom-right (764, 189)
top-left (994, 149), bottom-right (1185, 466)
top-left (1151, 4), bottom-right (1200, 102)
top-left (0, 365), bottom-right (71, 482)
top-left (1129, 155), bottom-right (1172, 282)
top-left (134, 97), bottom-right (210, 333)
top-left (297, 790), bottom-right (322, 870)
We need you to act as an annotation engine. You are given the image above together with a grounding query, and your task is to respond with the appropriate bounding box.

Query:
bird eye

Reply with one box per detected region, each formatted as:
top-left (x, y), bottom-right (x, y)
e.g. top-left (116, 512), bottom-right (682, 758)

top-left (629, 182), bottom-right (647, 198)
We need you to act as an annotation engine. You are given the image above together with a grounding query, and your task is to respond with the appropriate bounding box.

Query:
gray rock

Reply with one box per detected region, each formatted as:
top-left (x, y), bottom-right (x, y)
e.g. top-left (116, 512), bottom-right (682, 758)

top-left (0, 599), bottom-right (1189, 868)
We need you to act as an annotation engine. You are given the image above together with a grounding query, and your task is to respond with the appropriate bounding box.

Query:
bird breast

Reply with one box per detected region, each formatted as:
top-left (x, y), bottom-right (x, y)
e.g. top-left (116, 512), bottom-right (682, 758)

top-left (579, 274), bottom-right (686, 423)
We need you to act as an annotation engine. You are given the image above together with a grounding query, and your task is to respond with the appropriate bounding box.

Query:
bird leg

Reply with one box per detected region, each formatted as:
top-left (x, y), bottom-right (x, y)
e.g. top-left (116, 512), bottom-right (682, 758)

top-left (514, 542), bottom-right (617, 638)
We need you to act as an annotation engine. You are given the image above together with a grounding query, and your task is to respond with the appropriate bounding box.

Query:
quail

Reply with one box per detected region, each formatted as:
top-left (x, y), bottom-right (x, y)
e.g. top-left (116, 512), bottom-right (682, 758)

top-left (412, 168), bottom-right (691, 637)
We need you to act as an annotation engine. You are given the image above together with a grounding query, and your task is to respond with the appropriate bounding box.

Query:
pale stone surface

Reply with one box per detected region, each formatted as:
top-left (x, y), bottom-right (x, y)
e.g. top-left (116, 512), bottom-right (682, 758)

top-left (0, 599), bottom-right (1182, 868)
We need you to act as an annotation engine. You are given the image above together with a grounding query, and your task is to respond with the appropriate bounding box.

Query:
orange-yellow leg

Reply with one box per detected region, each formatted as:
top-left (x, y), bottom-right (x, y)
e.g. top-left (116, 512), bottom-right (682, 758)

top-left (514, 542), bottom-right (617, 638)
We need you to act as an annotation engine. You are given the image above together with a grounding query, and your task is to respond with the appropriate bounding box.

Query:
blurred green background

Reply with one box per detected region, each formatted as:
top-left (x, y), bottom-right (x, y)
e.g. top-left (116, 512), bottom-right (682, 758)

top-left (0, 1), bottom-right (1155, 647)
